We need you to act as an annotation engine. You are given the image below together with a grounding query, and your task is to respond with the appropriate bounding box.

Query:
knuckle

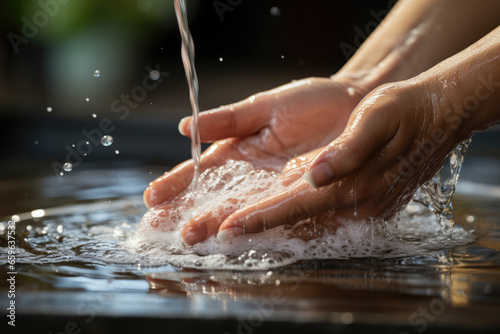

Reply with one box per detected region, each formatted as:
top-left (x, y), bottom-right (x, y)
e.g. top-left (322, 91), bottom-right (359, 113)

top-left (340, 141), bottom-right (365, 171)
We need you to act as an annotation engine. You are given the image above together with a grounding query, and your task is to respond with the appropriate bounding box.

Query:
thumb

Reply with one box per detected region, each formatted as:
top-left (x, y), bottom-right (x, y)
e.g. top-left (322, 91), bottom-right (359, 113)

top-left (303, 113), bottom-right (393, 188)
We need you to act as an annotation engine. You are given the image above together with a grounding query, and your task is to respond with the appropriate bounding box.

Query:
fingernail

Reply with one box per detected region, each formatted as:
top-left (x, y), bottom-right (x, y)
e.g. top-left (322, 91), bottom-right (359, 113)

top-left (143, 187), bottom-right (157, 209)
top-left (217, 227), bottom-right (244, 242)
top-left (302, 162), bottom-right (335, 188)
top-left (178, 117), bottom-right (190, 136)
top-left (183, 227), bottom-right (203, 245)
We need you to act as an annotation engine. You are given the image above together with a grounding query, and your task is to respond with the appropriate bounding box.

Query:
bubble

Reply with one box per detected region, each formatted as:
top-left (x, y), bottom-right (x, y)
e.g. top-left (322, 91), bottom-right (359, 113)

top-left (115, 150), bottom-right (120, 155)
top-left (94, 70), bottom-right (101, 77)
top-left (219, 57), bottom-right (223, 62)
top-left (149, 70), bottom-right (160, 81)
top-left (86, 141), bottom-right (90, 145)
top-left (85, 98), bottom-right (90, 102)
top-left (92, 113), bottom-right (97, 118)
top-left (281, 55), bottom-right (284, 59)
top-left (101, 135), bottom-right (113, 146)
top-left (59, 172), bottom-right (64, 176)
top-left (128, 159), bottom-right (475, 271)
top-left (47, 107), bottom-right (52, 112)
top-left (270, 7), bottom-right (281, 16)
top-left (34, 141), bottom-right (39, 145)
top-left (63, 163), bottom-right (73, 172)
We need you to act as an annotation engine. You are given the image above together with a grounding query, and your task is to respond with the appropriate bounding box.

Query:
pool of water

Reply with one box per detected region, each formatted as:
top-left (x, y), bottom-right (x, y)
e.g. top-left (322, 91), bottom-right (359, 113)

top-left (1, 160), bottom-right (500, 333)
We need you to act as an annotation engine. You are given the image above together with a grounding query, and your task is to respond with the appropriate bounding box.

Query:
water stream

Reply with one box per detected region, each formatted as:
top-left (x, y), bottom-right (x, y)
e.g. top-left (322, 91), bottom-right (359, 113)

top-left (174, 0), bottom-right (202, 194)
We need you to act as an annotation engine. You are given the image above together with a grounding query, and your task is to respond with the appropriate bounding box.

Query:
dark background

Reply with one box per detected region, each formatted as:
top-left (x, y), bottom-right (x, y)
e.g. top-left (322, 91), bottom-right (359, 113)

top-left (0, 0), bottom-right (399, 177)
top-left (0, 0), bottom-right (498, 181)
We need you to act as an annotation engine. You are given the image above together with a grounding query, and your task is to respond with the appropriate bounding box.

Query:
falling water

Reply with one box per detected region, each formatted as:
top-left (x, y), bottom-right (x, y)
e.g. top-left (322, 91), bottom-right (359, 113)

top-left (174, 0), bottom-right (202, 194)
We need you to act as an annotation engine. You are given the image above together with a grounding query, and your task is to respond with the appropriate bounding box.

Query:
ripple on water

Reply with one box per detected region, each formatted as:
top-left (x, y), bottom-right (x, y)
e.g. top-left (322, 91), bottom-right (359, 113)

top-left (0, 162), bottom-right (481, 271)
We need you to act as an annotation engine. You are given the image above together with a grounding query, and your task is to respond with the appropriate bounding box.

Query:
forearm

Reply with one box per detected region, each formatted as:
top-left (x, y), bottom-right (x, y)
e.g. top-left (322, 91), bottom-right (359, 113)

top-left (419, 25), bottom-right (500, 141)
top-left (336, 0), bottom-right (500, 91)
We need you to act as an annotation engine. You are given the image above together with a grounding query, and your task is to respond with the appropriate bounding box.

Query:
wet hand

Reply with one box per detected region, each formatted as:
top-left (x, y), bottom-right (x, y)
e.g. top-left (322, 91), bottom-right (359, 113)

top-left (144, 76), bottom-right (368, 209)
top-left (215, 78), bottom-right (464, 242)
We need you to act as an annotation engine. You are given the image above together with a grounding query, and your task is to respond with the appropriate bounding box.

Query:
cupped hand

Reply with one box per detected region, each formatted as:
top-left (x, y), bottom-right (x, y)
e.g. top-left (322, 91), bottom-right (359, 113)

top-left (144, 76), bottom-right (368, 209)
top-left (212, 77), bottom-right (464, 242)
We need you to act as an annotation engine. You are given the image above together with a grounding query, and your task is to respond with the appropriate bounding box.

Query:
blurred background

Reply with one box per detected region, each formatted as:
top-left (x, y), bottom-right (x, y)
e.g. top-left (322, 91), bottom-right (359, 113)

top-left (0, 0), bottom-right (401, 174)
top-left (0, 0), bottom-right (498, 211)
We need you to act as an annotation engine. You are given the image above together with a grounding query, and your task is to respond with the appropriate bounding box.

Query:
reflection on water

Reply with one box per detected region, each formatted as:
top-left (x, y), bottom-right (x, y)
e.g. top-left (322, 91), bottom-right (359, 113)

top-left (1, 166), bottom-right (500, 331)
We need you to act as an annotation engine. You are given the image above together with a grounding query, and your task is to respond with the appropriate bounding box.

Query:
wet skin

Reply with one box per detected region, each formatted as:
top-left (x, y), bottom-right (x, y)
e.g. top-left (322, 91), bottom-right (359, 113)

top-left (144, 2), bottom-right (500, 245)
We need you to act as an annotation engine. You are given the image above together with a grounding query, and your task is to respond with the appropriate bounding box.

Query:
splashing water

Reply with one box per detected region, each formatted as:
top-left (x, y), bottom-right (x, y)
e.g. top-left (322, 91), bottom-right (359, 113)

top-left (174, 0), bottom-right (202, 195)
top-left (413, 138), bottom-right (472, 232)
top-left (129, 158), bottom-right (476, 270)
top-left (128, 2), bottom-right (478, 270)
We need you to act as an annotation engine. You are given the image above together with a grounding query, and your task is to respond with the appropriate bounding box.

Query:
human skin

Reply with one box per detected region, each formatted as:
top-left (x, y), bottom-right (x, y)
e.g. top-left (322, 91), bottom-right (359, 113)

top-left (144, 0), bottom-right (500, 245)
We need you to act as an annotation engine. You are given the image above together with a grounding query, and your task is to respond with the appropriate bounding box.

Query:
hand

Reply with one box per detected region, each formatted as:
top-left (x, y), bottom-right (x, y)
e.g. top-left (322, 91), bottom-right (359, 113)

top-left (143, 147), bottom-right (339, 244)
top-left (214, 77), bottom-right (464, 242)
top-left (144, 76), bottom-right (368, 209)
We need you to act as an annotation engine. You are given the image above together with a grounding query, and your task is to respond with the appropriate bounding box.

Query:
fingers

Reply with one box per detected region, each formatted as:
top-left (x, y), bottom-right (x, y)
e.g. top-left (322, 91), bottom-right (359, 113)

top-left (181, 199), bottom-right (238, 245)
top-left (182, 211), bottom-right (225, 246)
top-left (303, 111), bottom-right (395, 188)
top-left (217, 180), bottom-right (332, 242)
top-left (144, 141), bottom-right (241, 208)
top-left (143, 160), bottom-right (193, 209)
top-left (179, 94), bottom-right (271, 142)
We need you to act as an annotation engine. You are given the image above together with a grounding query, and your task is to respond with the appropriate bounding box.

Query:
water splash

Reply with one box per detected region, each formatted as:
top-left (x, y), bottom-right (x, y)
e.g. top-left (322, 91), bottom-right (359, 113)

top-left (174, 0), bottom-right (202, 196)
top-left (413, 138), bottom-right (472, 232)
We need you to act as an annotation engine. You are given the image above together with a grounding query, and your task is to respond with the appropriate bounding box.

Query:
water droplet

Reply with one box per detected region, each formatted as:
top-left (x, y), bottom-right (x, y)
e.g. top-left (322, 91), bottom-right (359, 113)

top-left (85, 98), bottom-right (90, 102)
top-left (47, 107), bottom-right (52, 112)
top-left (281, 55), bottom-right (284, 59)
top-left (60, 172), bottom-right (64, 176)
top-left (149, 70), bottom-right (160, 81)
top-left (31, 209), bottom-right (45, 218)
top-left (92, 113), bottom-right (97, 118)
top-left (219, 57), bottom-right (223, 62)
top-left (94, 70), bottom-right (101, 77)
top-left (85, 141), bottom-right (90, 145)
top-left (101, 135), bottom-right (113, 146)
top-left (63, 162), bottom-right (73, 172)
top-left (465, 215), bottom-right (475, 224)
top-left (72, 144), bottom-right (75, 147)
top-left (115, 150), bottom-right (120, 154)
top-left (34, 140), bottom-right (39, 145)
top-left (270, 7), bottom-right (281, 16)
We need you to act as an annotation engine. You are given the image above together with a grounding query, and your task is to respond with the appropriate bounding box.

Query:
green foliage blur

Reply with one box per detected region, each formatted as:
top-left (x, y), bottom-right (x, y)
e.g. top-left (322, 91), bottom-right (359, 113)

top-left (4, 0), bottom-right (176, 44)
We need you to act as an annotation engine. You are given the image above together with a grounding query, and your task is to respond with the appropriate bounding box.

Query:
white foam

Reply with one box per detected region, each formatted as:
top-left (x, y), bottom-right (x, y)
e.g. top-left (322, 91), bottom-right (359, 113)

top-left (125, 160), bottom-right (475, 270)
